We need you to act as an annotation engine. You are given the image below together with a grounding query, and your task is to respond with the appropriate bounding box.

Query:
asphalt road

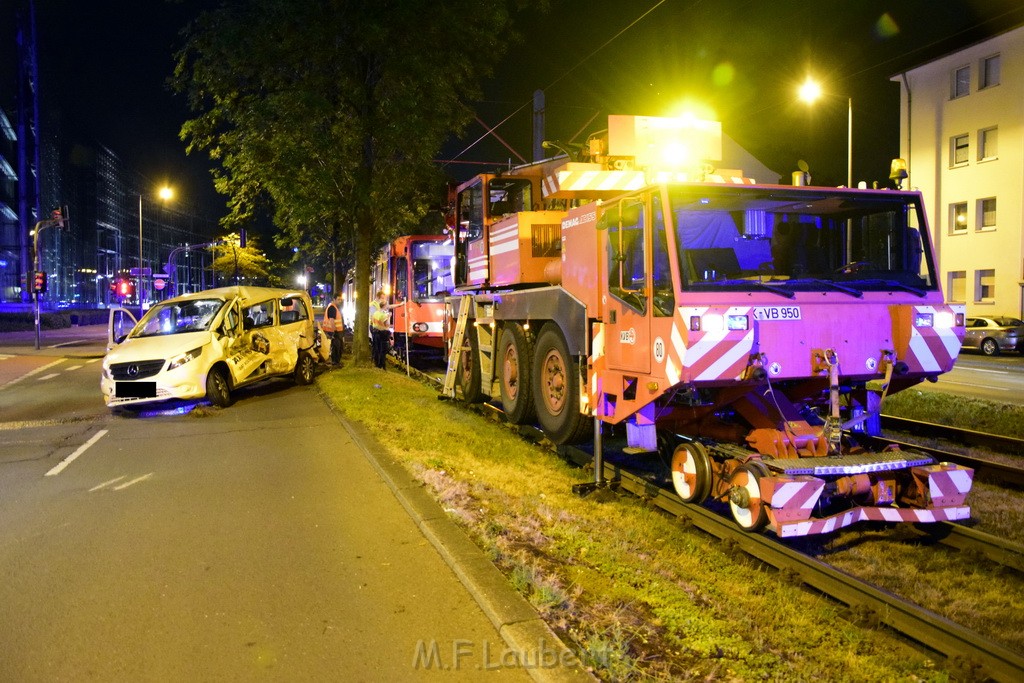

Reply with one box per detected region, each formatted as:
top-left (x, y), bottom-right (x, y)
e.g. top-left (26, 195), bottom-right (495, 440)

top-left (0, 327), bottom-right (536, 681)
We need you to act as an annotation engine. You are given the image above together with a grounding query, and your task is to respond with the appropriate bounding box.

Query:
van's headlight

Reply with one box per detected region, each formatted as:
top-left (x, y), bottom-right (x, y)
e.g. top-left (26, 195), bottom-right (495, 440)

top-left (167, 347), bottom-right (204, 371)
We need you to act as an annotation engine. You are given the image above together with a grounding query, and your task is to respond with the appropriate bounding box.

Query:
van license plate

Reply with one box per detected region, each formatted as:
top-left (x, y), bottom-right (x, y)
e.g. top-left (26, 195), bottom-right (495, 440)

top-left (752, 306), bottom-right (801, 321)
top-left (117, 382), bottom-right (157, 398)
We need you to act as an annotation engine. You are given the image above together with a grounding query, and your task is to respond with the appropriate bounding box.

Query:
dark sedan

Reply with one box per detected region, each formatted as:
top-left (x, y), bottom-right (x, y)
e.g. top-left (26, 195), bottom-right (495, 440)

top-left (963, 316), bottom-right (1024, 356)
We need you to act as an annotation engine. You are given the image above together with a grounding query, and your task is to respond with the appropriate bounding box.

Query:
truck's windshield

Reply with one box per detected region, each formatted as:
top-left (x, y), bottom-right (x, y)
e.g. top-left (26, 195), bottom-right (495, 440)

top-left (668, 187), bottom-right (936, 296)
top-left (134, 298), bottom-right (226, 337)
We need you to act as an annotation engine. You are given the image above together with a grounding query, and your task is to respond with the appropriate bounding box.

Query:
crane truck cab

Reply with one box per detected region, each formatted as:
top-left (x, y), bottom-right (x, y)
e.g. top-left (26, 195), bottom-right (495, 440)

top-left (101, 285), bottom-right (329, 410)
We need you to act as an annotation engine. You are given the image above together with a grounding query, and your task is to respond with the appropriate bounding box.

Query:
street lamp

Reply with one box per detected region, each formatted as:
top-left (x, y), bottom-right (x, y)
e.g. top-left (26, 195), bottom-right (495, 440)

top-left (798, 77), bottom-right (852, 188)
top-left (138, 186), bottom-right (174, 312)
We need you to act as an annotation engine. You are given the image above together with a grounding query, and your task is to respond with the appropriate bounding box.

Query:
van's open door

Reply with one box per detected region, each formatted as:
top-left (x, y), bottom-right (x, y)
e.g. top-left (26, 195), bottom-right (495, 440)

top-left (107, 308), bottom-right (138, 351)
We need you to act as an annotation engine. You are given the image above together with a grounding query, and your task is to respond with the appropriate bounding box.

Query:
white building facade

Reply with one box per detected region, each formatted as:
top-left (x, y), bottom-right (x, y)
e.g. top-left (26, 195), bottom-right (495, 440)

top-left (894, 25), bottom-right (1024, 319)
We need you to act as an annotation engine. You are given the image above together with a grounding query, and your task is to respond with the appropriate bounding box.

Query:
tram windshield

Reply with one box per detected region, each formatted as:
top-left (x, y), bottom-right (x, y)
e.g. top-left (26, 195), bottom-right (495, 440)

top-left (667, 187), bottom-right (937, 297)
top-left (409, 240), bottom-right (455, 301)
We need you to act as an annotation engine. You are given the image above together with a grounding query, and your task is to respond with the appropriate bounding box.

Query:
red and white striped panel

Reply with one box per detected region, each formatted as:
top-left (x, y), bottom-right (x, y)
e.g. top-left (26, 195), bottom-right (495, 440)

top-left (543, 169), bottom-right (647, 198)
top-left (665, 307), bottom-right (754, 384)
top-left (906, 305), bottom-right (962, 373)
top-left (761, 476), bottom-right (824, 522)
top-left (489, 220), bottom-right (520, 258)
top-left (705, 174), bottom-right (757, 184)
top-left (923, 465), bottom-right (974, 506)
top-left (773, 504), bottom-right (972, 538)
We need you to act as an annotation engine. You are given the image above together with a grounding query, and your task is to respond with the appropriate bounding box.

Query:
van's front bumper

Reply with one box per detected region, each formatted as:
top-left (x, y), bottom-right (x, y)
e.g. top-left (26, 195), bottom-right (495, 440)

top-left (100, 376), bottom-right (205, 407)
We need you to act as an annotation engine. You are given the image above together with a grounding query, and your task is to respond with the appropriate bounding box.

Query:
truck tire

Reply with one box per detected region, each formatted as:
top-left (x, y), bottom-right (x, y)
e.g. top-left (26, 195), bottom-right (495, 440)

top-left (531, 324), bottom-right (590, 444)
top-left (498, 324), bottom-right (535, 424)
top-left (459, 327), bottom-right (484, 403)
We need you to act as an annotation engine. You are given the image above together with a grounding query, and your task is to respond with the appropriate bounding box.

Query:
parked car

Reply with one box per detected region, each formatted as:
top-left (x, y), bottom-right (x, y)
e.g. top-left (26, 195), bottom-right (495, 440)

top-left (101, 286), bottom-right (329, 410)
top-left (962, 316), bottom-right (1024, 356)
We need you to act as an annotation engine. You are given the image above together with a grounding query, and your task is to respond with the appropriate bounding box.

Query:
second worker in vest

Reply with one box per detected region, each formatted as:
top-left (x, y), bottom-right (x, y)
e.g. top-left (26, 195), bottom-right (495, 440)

top-left (369, 290), bottom-right (402, 370)
top-left (322, 294), bottom-right (345, 366)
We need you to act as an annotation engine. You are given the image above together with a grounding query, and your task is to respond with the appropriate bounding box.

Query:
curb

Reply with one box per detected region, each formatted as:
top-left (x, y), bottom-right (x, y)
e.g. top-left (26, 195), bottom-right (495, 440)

top-left (319, 386), bottom-right (596, 683)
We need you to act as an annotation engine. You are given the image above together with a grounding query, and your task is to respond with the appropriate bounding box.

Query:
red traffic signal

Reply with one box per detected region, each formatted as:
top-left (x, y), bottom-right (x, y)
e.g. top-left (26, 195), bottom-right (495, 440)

top-left (32, 270), bottom-right (47, 293)
top-left (112, 278), bottom-right (135, 298)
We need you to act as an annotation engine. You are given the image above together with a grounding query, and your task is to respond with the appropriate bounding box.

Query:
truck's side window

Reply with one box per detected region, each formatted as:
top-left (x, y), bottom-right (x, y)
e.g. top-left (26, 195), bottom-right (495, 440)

top-left (607, 200), bottom-right (647, 314)
top-left (652, 195), bottom-right (674, 316)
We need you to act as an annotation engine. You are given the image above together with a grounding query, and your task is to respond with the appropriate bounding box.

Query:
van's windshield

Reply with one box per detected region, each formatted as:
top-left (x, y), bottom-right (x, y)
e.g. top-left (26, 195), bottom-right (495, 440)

top-left (134, 298), bottom-right (227, 337)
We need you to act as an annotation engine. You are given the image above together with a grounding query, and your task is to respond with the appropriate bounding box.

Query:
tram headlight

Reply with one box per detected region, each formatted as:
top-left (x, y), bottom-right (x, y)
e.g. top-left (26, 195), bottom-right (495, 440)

top-left (913, 312), bottom-right (934, 328)
top-left (934, 311), bottom-right (955, 329)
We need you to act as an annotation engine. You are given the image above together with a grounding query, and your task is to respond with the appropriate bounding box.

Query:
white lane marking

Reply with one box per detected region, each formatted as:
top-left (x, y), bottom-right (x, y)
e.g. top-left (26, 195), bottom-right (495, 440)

top-left (45, 429), bottom-right (109, 477)
top-left (90, 476), bottom-right (126, 492)
top-left (934, 380), bottom-right (1010, 391)
top-left (0, 359), bottom-right (66, 390)
top-left (36, 373), bottom-right (60, 381)
top-left (84, 358), bottom-right (101, 365)
top-left (960, 367), bottom-right (1009, 375)
top-left (64, 365), bottom-right (83, 371)
top-left (113, 473), bottom-right (153, 490)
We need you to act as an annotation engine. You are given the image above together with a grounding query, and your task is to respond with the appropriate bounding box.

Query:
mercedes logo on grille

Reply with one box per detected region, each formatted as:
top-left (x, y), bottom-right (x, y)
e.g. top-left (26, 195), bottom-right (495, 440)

top-left (127, 364), bottom-right (140, 378)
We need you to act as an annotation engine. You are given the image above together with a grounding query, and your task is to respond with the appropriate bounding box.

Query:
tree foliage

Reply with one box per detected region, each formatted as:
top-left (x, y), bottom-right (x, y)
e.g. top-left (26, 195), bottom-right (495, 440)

top-left (172, 0), bottom-right (536, 364)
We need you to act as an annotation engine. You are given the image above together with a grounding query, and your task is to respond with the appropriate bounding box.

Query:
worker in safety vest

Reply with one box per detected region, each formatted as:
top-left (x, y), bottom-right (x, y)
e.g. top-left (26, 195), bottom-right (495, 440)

top-left (369, 289), bottom-right (400, 369)
top-left (322, 294), bottom-right (345, 366)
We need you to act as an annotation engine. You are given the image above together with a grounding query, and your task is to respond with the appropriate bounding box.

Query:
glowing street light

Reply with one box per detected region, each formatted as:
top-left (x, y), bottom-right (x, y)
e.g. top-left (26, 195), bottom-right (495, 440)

top-left (139, 185), bottom-right (174, 311)
top-left (798, 77), bottom-right (852, 188)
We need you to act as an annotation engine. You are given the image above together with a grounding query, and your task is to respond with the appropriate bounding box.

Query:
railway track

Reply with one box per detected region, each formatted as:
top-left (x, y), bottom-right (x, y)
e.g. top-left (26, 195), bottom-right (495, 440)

top-left (405, 359), bottom-right (1024, 679)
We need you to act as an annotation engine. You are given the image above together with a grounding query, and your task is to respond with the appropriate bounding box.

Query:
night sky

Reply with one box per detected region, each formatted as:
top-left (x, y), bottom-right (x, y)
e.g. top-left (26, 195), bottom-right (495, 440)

top-left (32, 0), bottom-right (1024, 222)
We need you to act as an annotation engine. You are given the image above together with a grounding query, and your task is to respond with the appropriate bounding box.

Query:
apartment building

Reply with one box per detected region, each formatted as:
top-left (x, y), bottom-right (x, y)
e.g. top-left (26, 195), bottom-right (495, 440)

top-left (894, 25), bottom-right (1024, 319)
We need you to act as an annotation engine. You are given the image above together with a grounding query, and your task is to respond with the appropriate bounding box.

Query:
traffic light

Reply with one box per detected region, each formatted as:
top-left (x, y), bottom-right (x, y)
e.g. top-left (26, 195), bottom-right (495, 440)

top-left (32, 270), bottom-right (47, 294)
top-left (112, 278), bottom-right (135, 299)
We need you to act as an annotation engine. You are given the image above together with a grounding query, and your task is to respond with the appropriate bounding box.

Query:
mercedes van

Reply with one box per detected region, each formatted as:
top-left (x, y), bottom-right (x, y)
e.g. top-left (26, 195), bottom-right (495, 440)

top-left (101, 286), bottom-right (329, 410)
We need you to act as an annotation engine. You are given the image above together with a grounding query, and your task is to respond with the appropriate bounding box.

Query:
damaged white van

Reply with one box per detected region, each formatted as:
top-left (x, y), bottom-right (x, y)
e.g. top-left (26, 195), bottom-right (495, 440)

top-left (101, 286), bottom-right (329, 410)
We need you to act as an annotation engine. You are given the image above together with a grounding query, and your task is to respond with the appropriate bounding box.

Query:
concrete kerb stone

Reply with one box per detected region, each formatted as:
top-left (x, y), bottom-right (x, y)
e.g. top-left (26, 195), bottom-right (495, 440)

top-left (319, 387), bottom-right (595, 683)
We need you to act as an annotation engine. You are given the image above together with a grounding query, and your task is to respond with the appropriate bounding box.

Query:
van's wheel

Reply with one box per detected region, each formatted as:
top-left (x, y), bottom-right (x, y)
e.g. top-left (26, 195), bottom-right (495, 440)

top-left (728, 462), bottom-right (769, 532)
top-left (670, 442), bottom-right (712, 504)
top-left (498, 324), bottom-right (535, 424)
top-left (294, 352), bottom-right (316, 385)
top-left (531, 325), bottom-right (590, 444)
top-left (205, 367), bottom-right (233, 407)
top-left (459, 328), bottom-right (484, 403)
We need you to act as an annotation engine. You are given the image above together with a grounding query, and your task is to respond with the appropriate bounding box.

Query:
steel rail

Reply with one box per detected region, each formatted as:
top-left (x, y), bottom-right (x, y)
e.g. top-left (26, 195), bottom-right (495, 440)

top-left (860, 432), bottom-right (1024, 489)
top-left (880, 415), bottom-right (1024, 456)
top-left (921, 523), bottom-right (1024, 574)
top-left (565, 450), bottom-right (1024, 683)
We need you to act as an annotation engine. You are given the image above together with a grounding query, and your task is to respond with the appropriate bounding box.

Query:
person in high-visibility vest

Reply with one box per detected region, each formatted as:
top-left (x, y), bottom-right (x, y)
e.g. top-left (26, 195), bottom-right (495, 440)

top-left (369, 290), bottom-right (400, 369)
top-left (321, 294), bottom-right (345, 366)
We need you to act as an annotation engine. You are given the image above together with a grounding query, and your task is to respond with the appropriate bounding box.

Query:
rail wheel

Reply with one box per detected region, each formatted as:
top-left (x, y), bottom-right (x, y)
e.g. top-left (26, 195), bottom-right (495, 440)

top-left (498, 324), bottom-right (535, 424)
top-left (727, 462), bottom-right (769, 532)
top-left (531, 325), bottom-right (590, 444)
top-left (670, 442), bottom-right (712, 504)
top-left (294, 352), bottom-right (316, 385)
top-left (205, 366), bottom-right (233, 408)
top-left (459, 327), bottom-right (484, 403)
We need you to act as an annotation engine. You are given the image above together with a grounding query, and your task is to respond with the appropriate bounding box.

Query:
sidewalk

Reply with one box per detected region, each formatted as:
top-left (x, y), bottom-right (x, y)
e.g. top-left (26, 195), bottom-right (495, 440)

top-left (0, 324), bottom-right (108, 358)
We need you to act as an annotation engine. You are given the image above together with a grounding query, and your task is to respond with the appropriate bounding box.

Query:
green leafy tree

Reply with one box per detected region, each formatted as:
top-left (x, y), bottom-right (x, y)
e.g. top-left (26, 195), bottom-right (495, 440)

top-left (173, 0), bottom-right (536, 364)
top-left (209, 232), bottom-right (274, 284)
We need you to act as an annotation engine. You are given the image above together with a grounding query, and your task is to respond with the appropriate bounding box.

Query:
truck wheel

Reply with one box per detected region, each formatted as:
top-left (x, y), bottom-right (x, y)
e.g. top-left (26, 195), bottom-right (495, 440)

top-left (728, 462), bottom-right (769, 532)
top-left (459, 328), bottom-right (484, 403)
top-left (294, 352), bottom-right (316, 385)
top-left (531, 325), bottom-right (590, 444)
top-left (205, 367), bottom-right (233, 408)
top-left (498, 324), bottom-right (535, 424)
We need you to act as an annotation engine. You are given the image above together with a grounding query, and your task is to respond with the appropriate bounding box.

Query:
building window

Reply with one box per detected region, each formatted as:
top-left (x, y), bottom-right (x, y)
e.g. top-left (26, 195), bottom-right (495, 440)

top-left (977, 198), bottom-right (996, 230)
top-left (979, 127), bottom-right (998, 160)
top-left (975, 269), bottom-right (995, 302)
top-left (980, 54), bottom-right (1000, 89)
top-left (950, 134), bottom-right (969, 166)
top-left (951, 65), bottom-right (971, 98)
top-left (948, 271), bottom-right (966, 302)
top-left (950, 202), bottom-right (968, 234)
